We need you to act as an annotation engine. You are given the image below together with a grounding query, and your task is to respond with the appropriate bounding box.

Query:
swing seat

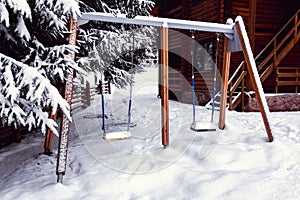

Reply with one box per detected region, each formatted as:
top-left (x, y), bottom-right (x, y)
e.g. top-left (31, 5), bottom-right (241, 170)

top-left (111, 122), bottom-right (137, 128)
top-left (190, 122), bottom-right (216, 132)
top-left (103, 131), bottom-right (131, 142)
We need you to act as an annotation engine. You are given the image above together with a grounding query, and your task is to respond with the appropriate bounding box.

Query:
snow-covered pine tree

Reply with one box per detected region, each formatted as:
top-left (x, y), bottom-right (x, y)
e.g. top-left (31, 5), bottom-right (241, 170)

top-left (0, 0), bottom-right (156, 134)
top-left (0, 0), bottom-right (80, 135)
top-left (78, 0), bottom-right (157, 88)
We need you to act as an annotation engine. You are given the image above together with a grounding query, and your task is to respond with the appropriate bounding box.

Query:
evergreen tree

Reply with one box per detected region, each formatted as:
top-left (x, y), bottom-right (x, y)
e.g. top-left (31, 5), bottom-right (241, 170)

top-left (0, 0), bottom-right (80, 135)
top-left (0, 0), bottom-right (155, 134)
top-left (78, 0), bottom-right (156, 88)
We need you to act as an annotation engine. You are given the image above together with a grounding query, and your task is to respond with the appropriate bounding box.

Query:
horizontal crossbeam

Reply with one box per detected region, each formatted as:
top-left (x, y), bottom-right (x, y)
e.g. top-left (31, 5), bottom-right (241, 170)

top-left (79, 12), bottom-right (234, 34)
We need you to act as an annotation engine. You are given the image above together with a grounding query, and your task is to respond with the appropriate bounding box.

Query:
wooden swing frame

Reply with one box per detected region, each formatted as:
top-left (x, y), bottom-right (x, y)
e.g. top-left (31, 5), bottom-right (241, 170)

top-left (53, 13), bottom-right (273, 183)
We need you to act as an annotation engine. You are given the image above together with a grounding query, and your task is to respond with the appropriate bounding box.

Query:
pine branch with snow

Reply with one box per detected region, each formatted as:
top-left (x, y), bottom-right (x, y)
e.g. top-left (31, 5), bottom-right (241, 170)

top-left (85, 25), bottom-right (157, 88)
top-left (0, 0), bottom-right (82, 134)
top-left (0, 0), bottom-right (157, 133)
top-left (33, 0), bottom-right (80, 38)
top-left (100, 0), bottom-right (154, 17)
top-left (79, 0), bottom-right (157, 88)
top-left (24, 43), bottom-right (84, 84)
top-left (0, 53), bottom-right (71, 136)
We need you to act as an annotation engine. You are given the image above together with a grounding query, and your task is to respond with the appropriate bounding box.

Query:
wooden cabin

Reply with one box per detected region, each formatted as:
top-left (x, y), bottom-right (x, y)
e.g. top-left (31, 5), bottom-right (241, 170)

top-left (0, 123), bottom-right (23, 149)
top-left (153, 0), bottom-right (300, 110)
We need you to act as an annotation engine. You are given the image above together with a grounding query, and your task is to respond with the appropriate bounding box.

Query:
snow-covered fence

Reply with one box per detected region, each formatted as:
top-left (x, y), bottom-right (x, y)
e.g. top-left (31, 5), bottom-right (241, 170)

top-left (71, 81), bottom-right (96, 113)
top-left (90, 87), bottom-right (98, 98)
top-left (97, 80), bottom-right (111, 95)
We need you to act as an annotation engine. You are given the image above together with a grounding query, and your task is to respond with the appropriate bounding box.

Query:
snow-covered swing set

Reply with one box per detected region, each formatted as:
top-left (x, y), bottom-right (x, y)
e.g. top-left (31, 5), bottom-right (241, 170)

top-left (55, 13), bottom-right (274, 183)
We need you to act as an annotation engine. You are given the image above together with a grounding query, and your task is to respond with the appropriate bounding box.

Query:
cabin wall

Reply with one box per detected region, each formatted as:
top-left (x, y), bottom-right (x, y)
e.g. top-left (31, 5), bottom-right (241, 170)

top-left (225, 0), bottom-right (248, 77)
top-left (0, 125), bottom-right (22, 149)
top-left (227, 0), bottom-right (300, 93)
top-left (157, 0), bottom-right (300, 103)
top-left (185, 0), bottom-right (224, 104)
top-left (158, 0), bottom-right (225, 104)
top-left (189, 0), bottom-right (226, 105)
top-left (255, 1), bottom-right (300, 93)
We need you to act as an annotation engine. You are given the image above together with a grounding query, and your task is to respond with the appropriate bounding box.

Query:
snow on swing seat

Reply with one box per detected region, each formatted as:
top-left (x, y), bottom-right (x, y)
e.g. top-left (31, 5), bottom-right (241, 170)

top-left (103, 131), bottom-right (131, 142)
top-left (190, 122), bottom-right (216, 132)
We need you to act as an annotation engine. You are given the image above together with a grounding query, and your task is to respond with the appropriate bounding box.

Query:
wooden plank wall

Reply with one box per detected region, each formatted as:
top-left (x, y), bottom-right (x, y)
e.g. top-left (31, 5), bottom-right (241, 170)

top-left (227, 0), bottom-right (300, 93)
top-left (188, 0), bottom-right (223, 95)
top-left (177, 0), bottom-right (225, 103)
top-left (281, 43), bottom-right (300, 68)
top-left (255, 0), bottom-right (298, 57)
top-left (157, 0), bottom-right (225, 103)
top-left (226, 0), bottom-right (249, 77)
top-left (255, 1), bottom-right (299, 52)
top-left (0, 124), bottom-right (22, 149)
top-left (256, 0), bottom-right (300, 92)
top-left (162, 2), bottom-right (185, 101)
top-left (157, 0), bottom-right (300, 99)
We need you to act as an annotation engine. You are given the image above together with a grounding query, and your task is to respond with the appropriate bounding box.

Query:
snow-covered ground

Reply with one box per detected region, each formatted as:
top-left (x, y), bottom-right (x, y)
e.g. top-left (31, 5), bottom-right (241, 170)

top-left (1, 67), bottom-right (300, 199)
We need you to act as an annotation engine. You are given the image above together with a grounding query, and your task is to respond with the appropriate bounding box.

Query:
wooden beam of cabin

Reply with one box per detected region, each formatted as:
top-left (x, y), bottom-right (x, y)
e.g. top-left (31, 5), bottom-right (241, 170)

top-left (79, 12), bottom-right (234, 34)
top-left (44, 112), bottom-right (57, 155)
top-left (235, 16), bottom-right (273, 142)
top-left (248, 0), bottom-right (257, 50)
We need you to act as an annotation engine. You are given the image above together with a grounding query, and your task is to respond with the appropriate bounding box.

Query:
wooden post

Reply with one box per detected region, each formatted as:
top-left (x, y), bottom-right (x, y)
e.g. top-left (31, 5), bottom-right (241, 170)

top-left (218, 37), bottom-right (231, 129)
top-left (235, 17), bottom-right (273, 142)
top-left (275, 67), bottom-right (279, 93)
top-left (294, 12), bottom-right (298, 41)
top-left (246, 0), bottom-right (257, 92)
top-left (44, 112), bottom-right (57, 155)
top-left (85, 81), bottom-right (91, 107)
top-left (161, 22), bottom-right (169, 148)
top-left (296, 68), bottom-right (299, 93)
top-left (248, 0), bottom-right (257, 51)
top-left (45, 85), bottom-right (64, 154)
top-left (56, 18), bottom-right (78, 183)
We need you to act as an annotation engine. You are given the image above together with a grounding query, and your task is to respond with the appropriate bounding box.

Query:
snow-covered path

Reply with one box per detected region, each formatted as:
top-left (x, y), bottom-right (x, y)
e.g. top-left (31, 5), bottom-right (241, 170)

top-left (1, 67), bottom-right (300, 199)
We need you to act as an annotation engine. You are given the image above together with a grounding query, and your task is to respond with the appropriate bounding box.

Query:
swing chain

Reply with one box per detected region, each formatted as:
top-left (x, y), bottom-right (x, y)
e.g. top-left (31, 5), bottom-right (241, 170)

top-left (215, 33), bottom-right (220, 66)
top-left (210, 32), bottom-right (221, 122)
top-left (190, 30), bottom-right (196, 124)
top-left (190, 30), bottom-right (195, 57)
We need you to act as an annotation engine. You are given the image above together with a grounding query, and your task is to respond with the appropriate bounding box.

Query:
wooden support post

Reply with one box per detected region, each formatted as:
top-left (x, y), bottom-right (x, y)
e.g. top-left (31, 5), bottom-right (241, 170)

top-left (218, 37), bottom-right (231, 129)
top-left (294, 13), bottom-right (298, 41)
top-left (235, 17), bottom-right (273, 142)
top-left (56, 18), bottom-right (78, 183)
top-left (275, 67), bottom-right (279, 93)
top-left (248, 0), bottom-right (257, 51)
top-left (246, 0), bottom-right (256, 92)
top-left (85, 81), bottom-right (91, 107)
top-left (44, 112), bottom-right (57, 155)
top-left (161, 22), bottom-right (169, 148)
top-left (296, 68), bottom-right (299, 93)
